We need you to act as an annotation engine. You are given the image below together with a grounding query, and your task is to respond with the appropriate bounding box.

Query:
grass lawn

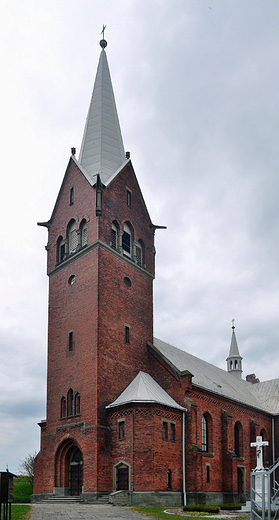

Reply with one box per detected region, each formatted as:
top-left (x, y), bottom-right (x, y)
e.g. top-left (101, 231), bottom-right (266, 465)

top-left (131, 507), bottom-right (248, 520)
top-left (10, 504), bottom-right (32, 520)
top-left (131, 507), bottom-right (215, 519)
top-left (13, 476), bottom-right (33, 503)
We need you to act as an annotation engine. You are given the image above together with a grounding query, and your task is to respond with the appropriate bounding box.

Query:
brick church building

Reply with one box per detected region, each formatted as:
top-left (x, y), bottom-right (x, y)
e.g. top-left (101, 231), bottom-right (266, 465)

top-left (33, 38), bottom-right (279, 506)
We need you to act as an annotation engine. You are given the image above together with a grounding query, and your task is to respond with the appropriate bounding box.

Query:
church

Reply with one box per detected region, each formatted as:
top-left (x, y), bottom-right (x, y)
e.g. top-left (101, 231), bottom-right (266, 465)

top-left (32, 37), bottom-right (279, 507)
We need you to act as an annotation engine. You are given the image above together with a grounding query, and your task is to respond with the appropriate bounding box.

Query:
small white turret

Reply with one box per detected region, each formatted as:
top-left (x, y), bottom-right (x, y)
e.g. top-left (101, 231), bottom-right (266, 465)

top-left (226, 319), bottom-right (243, 379)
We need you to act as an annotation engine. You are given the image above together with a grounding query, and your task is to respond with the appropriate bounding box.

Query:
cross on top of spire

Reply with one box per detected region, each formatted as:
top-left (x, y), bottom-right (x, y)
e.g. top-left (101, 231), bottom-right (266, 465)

top-left (78, 28), bottom-right (126, 184)
top-left (100, 25), bottom-right (107, 49)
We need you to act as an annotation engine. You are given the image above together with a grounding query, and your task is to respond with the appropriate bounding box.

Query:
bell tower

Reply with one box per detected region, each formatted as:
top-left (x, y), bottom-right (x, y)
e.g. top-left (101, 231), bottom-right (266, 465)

top-left (33, 37), bottom-right (156, 500)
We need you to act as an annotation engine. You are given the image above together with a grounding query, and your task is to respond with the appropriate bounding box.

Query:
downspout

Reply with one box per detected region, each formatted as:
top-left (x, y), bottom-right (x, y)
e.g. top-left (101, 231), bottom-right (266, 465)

top-left (272, 416), bottom-right (275, 464)
top-left (272, 416), bottom-right (275, 492)
top-left (182, 410), bottom-right (187, 506)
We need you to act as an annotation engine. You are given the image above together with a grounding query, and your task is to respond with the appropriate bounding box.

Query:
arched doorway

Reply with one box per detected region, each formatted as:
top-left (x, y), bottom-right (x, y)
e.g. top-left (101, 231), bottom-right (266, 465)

top-left (55, 440), bottom-right (83, 497)
top-left (69, 447), bottom-right (83, 496)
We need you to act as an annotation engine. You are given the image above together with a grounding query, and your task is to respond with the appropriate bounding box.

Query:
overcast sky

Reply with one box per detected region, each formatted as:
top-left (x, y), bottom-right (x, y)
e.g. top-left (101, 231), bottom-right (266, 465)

top-left (1, 0), bottom-right (279, 474)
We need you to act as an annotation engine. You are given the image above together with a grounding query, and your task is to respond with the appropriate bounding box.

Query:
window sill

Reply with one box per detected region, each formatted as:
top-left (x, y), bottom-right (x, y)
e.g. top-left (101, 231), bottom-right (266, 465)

top-left (201, 451), bottom-right (214, 458)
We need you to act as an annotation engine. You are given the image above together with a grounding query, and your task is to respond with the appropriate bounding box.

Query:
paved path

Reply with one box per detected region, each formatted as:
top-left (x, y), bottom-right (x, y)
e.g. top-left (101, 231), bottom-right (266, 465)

top-left (29, 502), bottom-right (150, 520)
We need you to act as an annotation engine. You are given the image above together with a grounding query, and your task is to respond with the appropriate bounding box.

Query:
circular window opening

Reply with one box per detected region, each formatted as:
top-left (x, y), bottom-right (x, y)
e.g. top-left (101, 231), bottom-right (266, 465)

top-left (124, 277), bottom-right (131, 288)
top-left (68, 275), bottom-right (76, 286)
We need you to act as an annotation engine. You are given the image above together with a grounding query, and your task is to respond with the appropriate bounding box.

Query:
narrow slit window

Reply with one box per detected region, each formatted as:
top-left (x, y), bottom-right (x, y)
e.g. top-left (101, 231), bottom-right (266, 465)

top-left (75, 393), bottom-right (80, 415)
top-left (61, 397), bottom-right (66, 418)
top-left (170, 423), bottom-right (175, 442)
top-left (167, 469), bottom-right (172, 489)
top-left (127, 189), bottom-right (131, 207)
top-left (69, 330), bottom-right (74, 351)
top-left (125, 325), bottom-right (130, 344)
top-left (162, 421), bottom-right (168, 440)
top-left (119, 420), bottom-right (125, 440)
top-left (70, 186), bottom-right (74, 205)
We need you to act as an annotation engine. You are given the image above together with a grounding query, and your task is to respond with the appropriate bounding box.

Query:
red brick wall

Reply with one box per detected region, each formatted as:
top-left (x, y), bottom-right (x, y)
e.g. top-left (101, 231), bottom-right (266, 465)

top-left (107, 405), bottom-right (183, 493)
top-left (35, 160), bottom-right (155, 494)
top-left (148, 347), bottom-right (273, 497)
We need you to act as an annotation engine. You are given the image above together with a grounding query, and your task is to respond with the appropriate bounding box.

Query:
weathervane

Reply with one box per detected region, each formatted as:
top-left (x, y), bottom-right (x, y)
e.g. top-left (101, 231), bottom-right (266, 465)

top-left (231, 318), bottom-right (235, 330)
top-left (100, 25), bottom-right (107, 49)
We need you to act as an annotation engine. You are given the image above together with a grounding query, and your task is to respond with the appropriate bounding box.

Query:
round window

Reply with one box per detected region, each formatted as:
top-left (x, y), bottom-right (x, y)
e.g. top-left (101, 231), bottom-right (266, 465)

top-left (68, 275), bottom-right (76, 286)
top-left (124, 277), bottom-right (131, 288)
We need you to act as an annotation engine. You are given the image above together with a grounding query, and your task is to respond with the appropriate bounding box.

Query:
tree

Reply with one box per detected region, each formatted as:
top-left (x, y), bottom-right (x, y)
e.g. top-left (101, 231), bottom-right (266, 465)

top-left (18, 451), bottom-right (37, 486)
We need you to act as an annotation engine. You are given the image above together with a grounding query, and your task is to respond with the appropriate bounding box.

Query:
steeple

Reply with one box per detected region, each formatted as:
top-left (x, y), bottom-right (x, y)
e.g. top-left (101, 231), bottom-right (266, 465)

top-left (78, 37), bottom-right (126, 184)
top-left (226, 320), bottom-right (243, 379)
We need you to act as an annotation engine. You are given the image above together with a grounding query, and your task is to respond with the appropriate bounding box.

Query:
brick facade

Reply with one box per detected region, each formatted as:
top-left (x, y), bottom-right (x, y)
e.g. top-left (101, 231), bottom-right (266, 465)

top-left (33, 154), bottom-right (276, 506)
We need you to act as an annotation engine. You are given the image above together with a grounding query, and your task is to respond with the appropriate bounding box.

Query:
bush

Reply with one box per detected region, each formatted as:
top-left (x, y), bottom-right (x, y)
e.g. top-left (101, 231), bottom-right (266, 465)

top-left (183, 504), bottom-right (220, 514)
top-left (220, 503), bottom-right (242, 510)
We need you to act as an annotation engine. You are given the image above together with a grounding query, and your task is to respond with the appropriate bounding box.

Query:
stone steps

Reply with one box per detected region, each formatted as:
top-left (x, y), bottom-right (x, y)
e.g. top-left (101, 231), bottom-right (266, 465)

top-left (41, 495), bottom-right (110, 504)
top-left (42, 496), bottom-right (83, 503)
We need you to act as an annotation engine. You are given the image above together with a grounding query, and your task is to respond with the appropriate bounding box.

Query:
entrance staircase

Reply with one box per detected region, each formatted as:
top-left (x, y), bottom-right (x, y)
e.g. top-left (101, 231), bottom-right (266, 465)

top-left (42, 496), bottom-right (84, 503)
top-left (41, 494), bottom-right (110, 504)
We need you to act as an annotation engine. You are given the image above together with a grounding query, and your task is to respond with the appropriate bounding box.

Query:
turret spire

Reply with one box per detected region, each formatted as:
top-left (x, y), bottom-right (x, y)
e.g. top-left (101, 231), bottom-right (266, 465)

top-left (226, 320), bottom-right (243, 379)
top-left (78, 36), bottom-right (126, 184)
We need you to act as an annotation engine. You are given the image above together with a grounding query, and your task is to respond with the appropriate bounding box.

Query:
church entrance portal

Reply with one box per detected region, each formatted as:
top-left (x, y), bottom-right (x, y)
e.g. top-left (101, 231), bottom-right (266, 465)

top-left (69, 448), bottom-right (83, 496)
top-left (55, 440), bottom-right (83, 497)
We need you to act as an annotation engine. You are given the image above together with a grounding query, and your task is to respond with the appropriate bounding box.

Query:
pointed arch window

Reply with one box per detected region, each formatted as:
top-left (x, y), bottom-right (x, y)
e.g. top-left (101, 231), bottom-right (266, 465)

top-left (81, 220), bottom-right (87, 247)
top-left (75, 393), bottom-right (80, 415)
top-left (61, 396), bottom-right (66, 418)
top-left (234, 421), bottom-right (243, 457)
top-left (57, 236), bottom-right (66, 263)
top-left (122, 223), bottom-right (132, 256)
top-left (111, 221), bottom-right (119, 250)
top-left (67, 388), bottom-right (74, 416)
top-left (202, 415), bottom-right (208, 452)
top-left (68, 220), bottom-right (78, 254)
top-left (135, 239), bottom-right (145, 266)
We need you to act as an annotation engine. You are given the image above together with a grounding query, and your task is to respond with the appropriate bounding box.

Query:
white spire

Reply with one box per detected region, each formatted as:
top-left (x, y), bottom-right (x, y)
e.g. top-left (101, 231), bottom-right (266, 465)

top-left (79, 40), bottom-right (126, 184)
top-left (226, 320), bottom-right (243, 379)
